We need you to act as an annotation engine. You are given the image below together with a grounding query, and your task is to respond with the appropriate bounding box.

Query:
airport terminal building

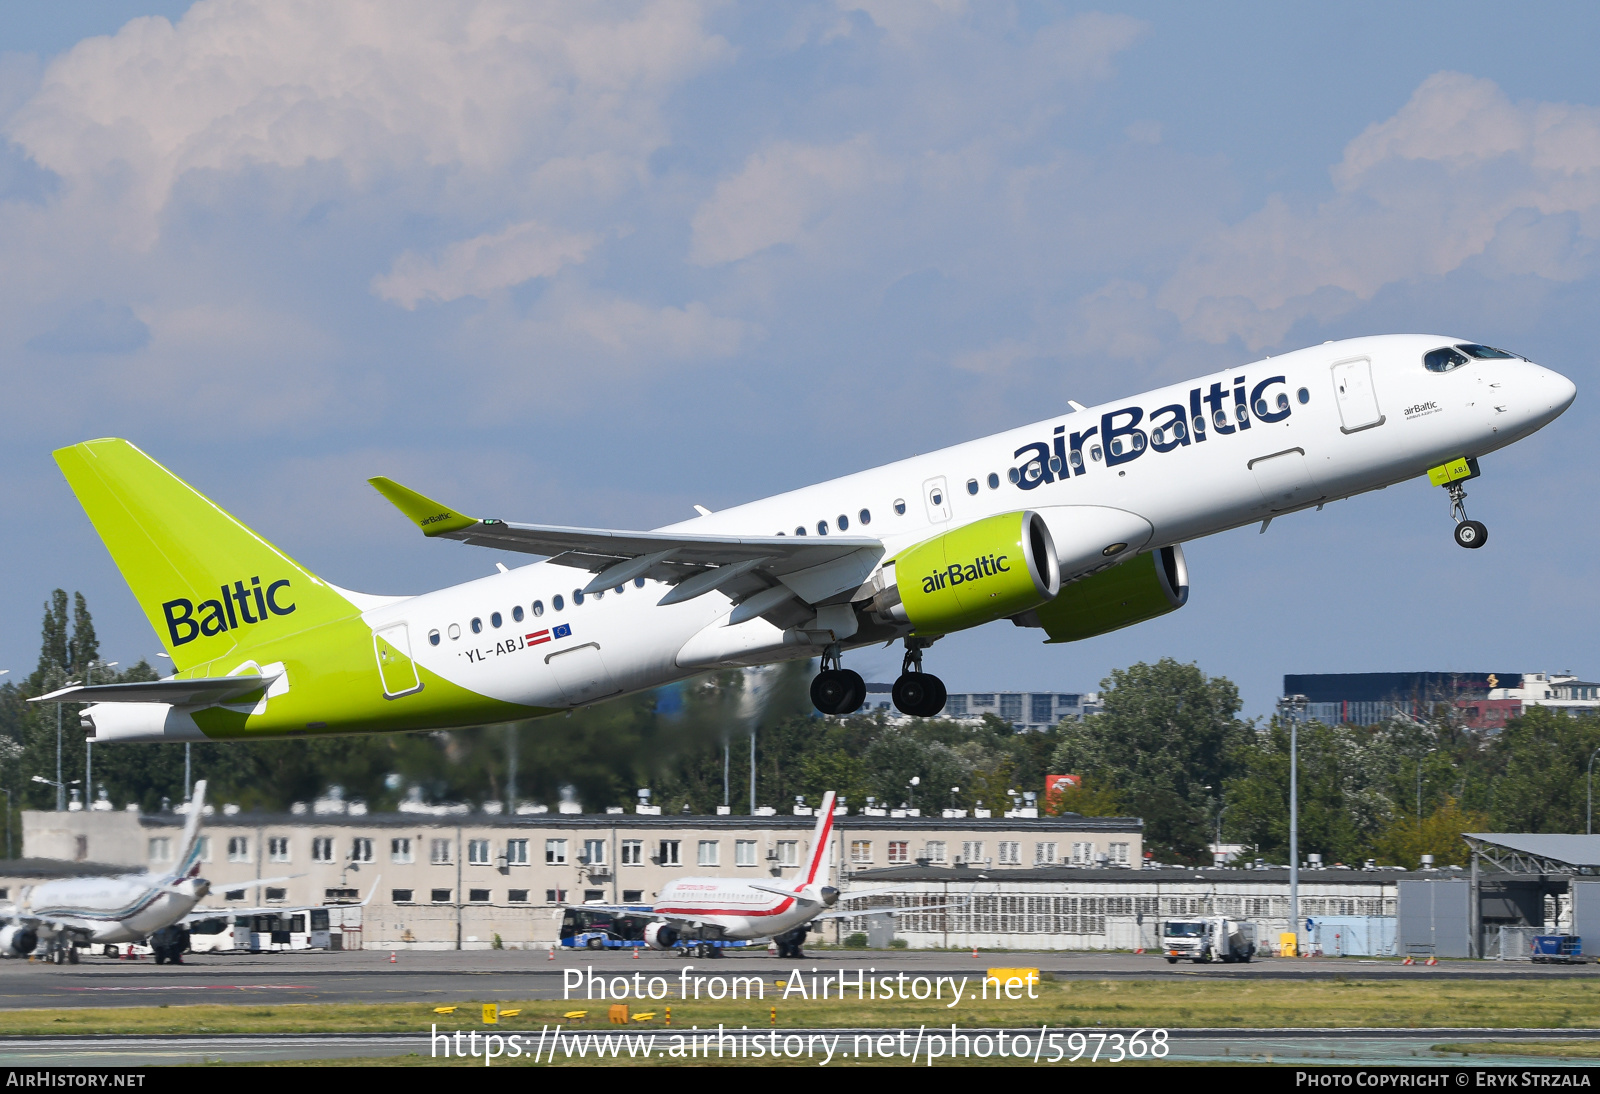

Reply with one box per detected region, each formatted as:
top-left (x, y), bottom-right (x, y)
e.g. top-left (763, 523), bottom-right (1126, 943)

top-left (14, 805), bottom-right (1143, 950)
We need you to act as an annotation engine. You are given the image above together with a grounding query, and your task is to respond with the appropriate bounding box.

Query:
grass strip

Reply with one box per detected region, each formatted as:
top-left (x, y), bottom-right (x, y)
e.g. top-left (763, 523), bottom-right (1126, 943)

top-left (8, 977), bottom-right (1600, 1036)
top-left (1432, 1041), bottom-right (1600, 1059)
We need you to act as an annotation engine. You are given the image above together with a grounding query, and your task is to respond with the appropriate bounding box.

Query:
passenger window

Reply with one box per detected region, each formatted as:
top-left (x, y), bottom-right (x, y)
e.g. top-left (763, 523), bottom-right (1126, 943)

top-left (1008, 467), bottom-right (1021, 484)
top-left (1108, 438), bottom-right (1124, 457)
top-left (1131, 433), bottom-right (1146, 451)
top-left (1297, 387), bottom-right (1310, 404)
top-left (1172, 420), bottom-right (1187, 440)
top-left (428, 629), bottom-right (441, 646)
top-left (987, 473), bottom-right (999, 490)
top-left (532, 601), bottom-right (544, 617)
top-left (573, 590), bottom-right (585, 605)
top-left (1254, 398), bottom-right (1269, 417)
top-left (930, 488), bottom-right (943, 506)
top-left (837, 514), bottom-right (849, 530)
top-left (817, 520), bottom-right (828, 536)
top-left (1047, 457), bottom-right (1061, 474)
top-left (795, 526), bottom-right (806, 536)
top-left (1151, 428), bottom-right (1165, 446)
top-left (470, 618), bottom-right (483, 634)
top-left (893, 499), bottom-right (906, 515)
top-left (1193, 415), bottom-right (1206, 434)
top-left (966, 479), bottom-right (979, 495)
top-left (1090, 445), bottom-right (1103, 462)
top-left (512, 605), bottom-right (524, 623)
top-left (553, 595), bottom-right (564, 611)
top-left (1069, 450), bottom-right (1084, 471)
top-left (1213, 408), bottom-right (1229, 429)
top-left (1234, 404), bottom-right (1248, 423)
top-left (1424, 347), bottom-right (1469, 372)
top-left (490, 612), bottom-right (502, 628)
top-left (448, 623), bottom-right (460, 640)
top-left (1276, 393), bottom-right (1289, 412)
top-left (859, 508), bottom-right (871, 525)
top-left (634, 577), bottom-right (646, 588)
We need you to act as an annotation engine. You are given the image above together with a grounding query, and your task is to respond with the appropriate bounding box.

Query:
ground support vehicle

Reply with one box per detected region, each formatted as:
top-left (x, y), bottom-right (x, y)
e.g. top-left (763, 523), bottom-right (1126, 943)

top-left (1162, 916), bottom-right (1257, 964)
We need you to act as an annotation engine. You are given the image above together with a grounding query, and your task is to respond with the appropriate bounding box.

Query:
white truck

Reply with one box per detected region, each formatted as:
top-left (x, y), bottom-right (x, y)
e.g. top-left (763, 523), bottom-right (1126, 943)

top-left (1161, 916), bottom-right (1257, 964)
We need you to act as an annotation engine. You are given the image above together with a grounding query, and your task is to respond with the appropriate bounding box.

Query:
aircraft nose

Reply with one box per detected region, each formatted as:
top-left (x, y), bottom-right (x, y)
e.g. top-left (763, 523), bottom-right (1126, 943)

top-left (1549, 369), bottom-right (1578, 414)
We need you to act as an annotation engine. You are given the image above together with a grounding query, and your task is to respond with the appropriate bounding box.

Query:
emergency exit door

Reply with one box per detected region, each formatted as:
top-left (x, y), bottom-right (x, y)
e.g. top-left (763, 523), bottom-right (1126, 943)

top-left (1331, 357), bottom-right (1385, 433)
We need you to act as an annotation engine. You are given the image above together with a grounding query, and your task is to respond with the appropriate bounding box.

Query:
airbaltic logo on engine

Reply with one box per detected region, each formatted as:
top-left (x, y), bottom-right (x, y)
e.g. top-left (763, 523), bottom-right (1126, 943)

top-left (162, 578), bottom-right (295, 647)
top-left (923, 554), bottom-right (1009, 593)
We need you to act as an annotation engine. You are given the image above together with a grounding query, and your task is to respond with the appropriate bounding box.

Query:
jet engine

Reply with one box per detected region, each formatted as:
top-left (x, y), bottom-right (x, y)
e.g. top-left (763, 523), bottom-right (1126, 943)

top-left (867, 511), bottom-right (1059, 635)
top-left (1021, 544), bottom-right (1188, 643)
top-left (0, 925), bottom-right (38, 957)
top-left (643, 922), bottom-right (680, 951)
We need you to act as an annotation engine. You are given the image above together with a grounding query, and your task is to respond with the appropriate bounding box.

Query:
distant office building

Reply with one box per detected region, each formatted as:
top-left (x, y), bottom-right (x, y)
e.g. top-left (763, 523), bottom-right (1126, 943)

top-left (861, 686), bottom-right (1098, 730)
top-left (943, 691), bottom-right (1099, 729)
top-left (1284, 671), bottom-right (1599, 728)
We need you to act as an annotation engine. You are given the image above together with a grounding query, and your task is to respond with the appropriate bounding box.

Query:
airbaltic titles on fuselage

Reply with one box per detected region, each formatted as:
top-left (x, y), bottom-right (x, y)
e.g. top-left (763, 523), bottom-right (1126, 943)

top-left (1008, 373), bottom-right (1294, 490)
top-left (460, 624), bottom-right (572, 664)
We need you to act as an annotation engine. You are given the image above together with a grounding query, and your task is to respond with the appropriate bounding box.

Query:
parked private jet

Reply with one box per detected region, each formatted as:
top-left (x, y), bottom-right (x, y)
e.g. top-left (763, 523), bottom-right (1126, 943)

top-left (35, 335), bottom-right (1573, 739)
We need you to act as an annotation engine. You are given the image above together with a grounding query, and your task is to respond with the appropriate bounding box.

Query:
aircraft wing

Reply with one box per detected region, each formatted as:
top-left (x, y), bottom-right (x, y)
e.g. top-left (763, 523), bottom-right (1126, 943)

top-left (811, 901), bottom-right (967, 922)
top-left (368, 478), bottom-right (884, 610)
top-left (30, 673), bottom-right (282, 706)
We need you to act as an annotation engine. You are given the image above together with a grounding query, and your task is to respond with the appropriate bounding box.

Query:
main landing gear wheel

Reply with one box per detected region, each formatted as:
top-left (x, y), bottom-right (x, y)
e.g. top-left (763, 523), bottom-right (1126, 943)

top-left (891, 639), bottom-right (946, 717)
top-left (810, 646), bottom-right (866, 715)
top-left (1454, 520), bottom-right (1487, 549)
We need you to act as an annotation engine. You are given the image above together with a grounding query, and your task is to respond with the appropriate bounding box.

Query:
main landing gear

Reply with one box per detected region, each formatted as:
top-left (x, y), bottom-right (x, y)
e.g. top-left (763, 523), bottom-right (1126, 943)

top-left (1448, 480), bottom-right (1488, 550)
top-left (810, 645), bottom-right (867, 716)
top-left (891, 640), bottom-right (946, 718)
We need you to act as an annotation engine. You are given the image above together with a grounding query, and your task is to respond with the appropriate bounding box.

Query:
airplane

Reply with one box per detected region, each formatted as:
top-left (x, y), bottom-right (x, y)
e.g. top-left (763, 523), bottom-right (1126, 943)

top-left (564, 791), bottom-right (948, 958)
top-left (32, 334), bottom-right (1574, 740)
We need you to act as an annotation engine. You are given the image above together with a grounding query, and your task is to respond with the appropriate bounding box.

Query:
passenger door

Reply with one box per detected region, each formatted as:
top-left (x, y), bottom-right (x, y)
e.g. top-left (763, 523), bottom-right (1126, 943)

top-left (1331, 357), bottom-right (1384, 433)
top-left (372, 623), bottom-right (422, 698)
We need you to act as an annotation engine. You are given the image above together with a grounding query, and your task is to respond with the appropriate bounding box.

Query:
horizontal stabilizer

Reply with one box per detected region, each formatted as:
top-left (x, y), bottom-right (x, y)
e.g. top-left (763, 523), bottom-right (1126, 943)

top-left (31, 673), bottom-right (282, 706)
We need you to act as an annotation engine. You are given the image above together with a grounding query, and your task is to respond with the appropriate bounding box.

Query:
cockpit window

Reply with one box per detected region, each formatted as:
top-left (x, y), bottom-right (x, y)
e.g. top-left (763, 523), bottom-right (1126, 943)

top-left (1424, 347), bottom-right (1469, 373)
top-left (1456, 343), bottom-right (1521, 360)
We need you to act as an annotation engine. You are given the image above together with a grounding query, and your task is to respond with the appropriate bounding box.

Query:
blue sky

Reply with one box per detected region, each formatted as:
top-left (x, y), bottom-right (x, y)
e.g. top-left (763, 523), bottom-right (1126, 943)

top-left (1, 1), bottom-right (1596, 719)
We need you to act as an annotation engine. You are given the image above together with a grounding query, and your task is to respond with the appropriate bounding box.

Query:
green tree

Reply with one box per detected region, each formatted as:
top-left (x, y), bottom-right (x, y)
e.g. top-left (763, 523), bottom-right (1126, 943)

top-left (1050, 658), bottom-right (1250, 863)
top-left (1488, 707), bottom-right (1600, 832)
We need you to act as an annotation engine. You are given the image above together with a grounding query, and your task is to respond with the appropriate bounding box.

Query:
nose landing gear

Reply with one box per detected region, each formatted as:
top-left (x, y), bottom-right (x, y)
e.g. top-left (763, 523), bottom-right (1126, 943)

top-left (1448, 481), bottom-right (1488, 550)
top-left (810, 645), bottom-right (867, 715)
top-left (891, 640), bottom-right (947, 717)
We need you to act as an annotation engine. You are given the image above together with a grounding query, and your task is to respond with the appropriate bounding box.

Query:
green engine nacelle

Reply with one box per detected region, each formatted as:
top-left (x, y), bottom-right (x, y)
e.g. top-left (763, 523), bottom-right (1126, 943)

top-left (879, 511), bottom-right (1060, 635)
top-left (1028, 544), bottom-right (1188, 643)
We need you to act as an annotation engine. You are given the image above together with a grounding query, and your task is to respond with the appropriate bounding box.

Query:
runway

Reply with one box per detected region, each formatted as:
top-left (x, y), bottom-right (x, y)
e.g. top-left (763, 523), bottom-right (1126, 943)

top-left (1, 1027), bottom-right (1597, 1067)
top-left (2, 949), bottom-right (1596, 1010)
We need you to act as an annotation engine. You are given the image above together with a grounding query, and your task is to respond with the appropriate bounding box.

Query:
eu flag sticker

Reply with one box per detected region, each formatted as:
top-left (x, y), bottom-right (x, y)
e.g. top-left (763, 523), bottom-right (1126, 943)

top-left (552, 623), bottom-right (572, 640)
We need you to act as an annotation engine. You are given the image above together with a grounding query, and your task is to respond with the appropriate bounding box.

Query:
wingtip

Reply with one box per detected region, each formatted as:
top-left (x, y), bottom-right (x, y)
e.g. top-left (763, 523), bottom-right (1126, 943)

top-left (368, 477), bottom-right (478, 537)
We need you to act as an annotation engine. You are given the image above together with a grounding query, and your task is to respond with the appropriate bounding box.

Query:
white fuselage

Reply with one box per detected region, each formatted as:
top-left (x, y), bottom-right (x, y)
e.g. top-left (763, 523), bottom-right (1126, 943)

top-left (355, 334), bottom-right (1572, 711)
top-left (17, 874), bottom-right (208, 945)
top-left (651, 877), bottom-right (823, 942)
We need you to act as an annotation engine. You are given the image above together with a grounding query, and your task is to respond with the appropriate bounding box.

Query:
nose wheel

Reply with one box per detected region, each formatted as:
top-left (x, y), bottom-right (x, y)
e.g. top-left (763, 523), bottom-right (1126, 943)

top-left (810, 645), bottom-right (866, 715)
top-left (1448, 481), bottom-right (1488, 549)
top-left (892, 640), bottom-right (947, 717)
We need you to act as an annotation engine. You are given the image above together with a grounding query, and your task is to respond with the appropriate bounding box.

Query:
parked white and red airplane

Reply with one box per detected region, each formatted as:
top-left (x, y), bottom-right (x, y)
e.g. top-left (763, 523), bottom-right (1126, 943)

top-left (571, 791), bottom-right (925, 958)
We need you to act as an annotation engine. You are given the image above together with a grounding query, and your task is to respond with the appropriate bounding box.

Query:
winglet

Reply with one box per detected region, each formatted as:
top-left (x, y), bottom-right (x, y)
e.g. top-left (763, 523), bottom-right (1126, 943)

top-left (368, 477), bottom-right (478, 537)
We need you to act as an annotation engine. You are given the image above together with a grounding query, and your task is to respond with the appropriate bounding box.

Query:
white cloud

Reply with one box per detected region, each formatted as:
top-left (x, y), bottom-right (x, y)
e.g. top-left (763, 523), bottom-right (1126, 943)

top-left (1160, 72), bottom-right (1600, 348)
top-left (5, 0), bottom-right (729, 245)
top-left (373, 220), bottom-right (597, 309)
top-left (689, 136), bottom-right (894, 266)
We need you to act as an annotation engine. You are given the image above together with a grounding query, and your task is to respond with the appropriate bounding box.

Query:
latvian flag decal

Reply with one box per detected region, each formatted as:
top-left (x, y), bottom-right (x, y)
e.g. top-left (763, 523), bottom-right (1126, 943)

top-left (527, 623), bottom-right (572, 646)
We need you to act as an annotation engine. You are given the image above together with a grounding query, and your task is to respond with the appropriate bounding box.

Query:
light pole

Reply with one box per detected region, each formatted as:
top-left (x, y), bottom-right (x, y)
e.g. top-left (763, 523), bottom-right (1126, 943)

top-left (85, 661), bottom-right (116, 809)
top-left (1588, 746), bottom-right (1600, 836)
top-left (1278, 694), bottom-right (1308, 951)
top-left (0, 787), bottom-right (11, 860)
top-left (1416, 747), bottom-right (1437, 825)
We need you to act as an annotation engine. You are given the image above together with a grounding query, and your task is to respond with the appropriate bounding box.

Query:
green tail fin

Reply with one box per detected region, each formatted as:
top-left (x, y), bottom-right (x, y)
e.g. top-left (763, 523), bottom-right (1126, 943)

top-left (54, 439), bottom-right (358, 671)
